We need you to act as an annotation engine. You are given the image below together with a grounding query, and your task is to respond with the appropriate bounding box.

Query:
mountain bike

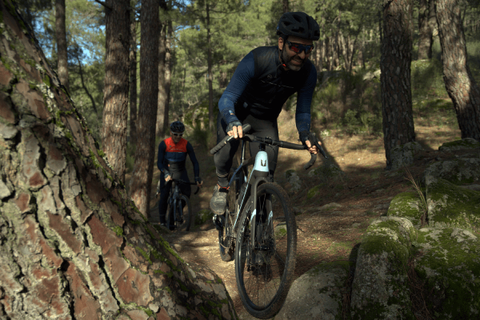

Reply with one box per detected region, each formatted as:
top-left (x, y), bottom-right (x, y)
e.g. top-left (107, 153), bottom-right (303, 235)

top-left (210, 124), bottom-right (327, 319)
top-left (157, 179), bottom-right (199, 231)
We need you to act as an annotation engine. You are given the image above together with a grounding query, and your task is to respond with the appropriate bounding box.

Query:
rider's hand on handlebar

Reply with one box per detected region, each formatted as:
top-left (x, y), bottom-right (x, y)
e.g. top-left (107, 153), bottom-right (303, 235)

top-left (195, 177), bottom-right (203, 188)
top-left (226, 121), bottom-right (243, 139)
top-left (165, 175), bottom-right (172, 182)
top-left (305, 140), bottom-right (320, 155)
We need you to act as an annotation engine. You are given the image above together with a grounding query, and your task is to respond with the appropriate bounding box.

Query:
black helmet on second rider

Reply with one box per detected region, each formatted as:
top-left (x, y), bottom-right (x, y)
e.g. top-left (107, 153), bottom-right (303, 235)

top-left (170, 121), bottom-right (185, 134)
top-left (276, 12), bottom-right (320, 41)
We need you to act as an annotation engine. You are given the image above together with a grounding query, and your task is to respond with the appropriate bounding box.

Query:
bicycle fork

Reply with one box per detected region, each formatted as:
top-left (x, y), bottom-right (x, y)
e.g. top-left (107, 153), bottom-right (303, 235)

top-left (246, 150), bottom-right (273, 269)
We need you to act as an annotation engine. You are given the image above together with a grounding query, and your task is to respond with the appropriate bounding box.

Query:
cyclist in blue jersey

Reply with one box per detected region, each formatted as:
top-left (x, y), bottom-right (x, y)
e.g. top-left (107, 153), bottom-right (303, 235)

top-left (157, 121), bottom-right (202, 229)
top-left (210, 12), bottom-right (322, 215)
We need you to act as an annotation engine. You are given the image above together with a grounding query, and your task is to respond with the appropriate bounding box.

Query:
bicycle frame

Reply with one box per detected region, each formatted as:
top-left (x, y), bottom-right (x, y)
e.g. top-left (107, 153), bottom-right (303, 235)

top-left (168, 181), bottom-right (182, 222)
top-left (228, 141), bottom-right (272, 254)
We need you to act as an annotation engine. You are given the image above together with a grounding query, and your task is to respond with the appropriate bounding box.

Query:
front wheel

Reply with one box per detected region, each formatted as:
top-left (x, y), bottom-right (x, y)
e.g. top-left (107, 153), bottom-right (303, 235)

top-left (234, 182), bottom-right (297, 319)
top-left (177, 195), bottom-right (193, 231)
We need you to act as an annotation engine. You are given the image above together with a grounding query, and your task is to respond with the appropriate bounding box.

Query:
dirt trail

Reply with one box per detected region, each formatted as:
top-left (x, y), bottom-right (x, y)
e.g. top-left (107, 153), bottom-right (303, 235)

top-left (146, 108), bottom-right (461, 318)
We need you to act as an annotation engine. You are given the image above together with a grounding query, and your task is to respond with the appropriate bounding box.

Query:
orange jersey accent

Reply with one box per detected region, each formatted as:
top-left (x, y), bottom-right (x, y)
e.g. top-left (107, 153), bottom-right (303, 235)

top-left (164, 137), bottom-right (188, 153)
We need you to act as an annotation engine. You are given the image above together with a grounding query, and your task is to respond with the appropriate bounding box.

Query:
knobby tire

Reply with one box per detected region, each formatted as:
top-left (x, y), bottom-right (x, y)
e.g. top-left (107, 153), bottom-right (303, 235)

top-left (234, 182), bottom-right (297, 319)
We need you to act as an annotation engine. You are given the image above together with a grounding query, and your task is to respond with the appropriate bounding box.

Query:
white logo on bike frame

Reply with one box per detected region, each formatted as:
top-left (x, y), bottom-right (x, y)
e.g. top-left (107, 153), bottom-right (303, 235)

top-left (253, 151), bottom-right (269, 172)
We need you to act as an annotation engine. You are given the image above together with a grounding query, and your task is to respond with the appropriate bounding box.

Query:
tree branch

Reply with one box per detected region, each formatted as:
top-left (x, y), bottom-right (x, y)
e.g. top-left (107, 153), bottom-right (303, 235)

top-left (94, 0), bottom-right (112, 10)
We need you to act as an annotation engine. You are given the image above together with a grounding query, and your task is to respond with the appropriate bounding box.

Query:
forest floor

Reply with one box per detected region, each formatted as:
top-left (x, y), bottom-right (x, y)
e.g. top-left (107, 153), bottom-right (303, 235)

top-left (141, 104), bottom-right (460, 319)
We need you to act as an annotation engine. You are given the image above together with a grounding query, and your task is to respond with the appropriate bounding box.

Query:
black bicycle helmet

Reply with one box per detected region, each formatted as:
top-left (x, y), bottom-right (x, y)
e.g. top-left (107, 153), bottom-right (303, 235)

top-left (170, 121), bottom-right (185, 133)
top-left (276, 12), bottom-right (320, 41)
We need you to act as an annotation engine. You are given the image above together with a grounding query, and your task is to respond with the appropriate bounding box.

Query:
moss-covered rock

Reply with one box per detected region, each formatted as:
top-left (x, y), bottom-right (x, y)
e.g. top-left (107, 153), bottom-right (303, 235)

top-left (307, 162), bottom-right (345, 181)
top-left (284, 169), bottom-right (302, 193)
top-left (415, 227), bottom-right (480, 318)
top-left (350, 217), bottom-right (417, 320)
top-left (276, 261), bottom-right (350, 320)
top-left (438, 137), bottom-right (480, 152)
top-left (424, 158), bottom-right (480, 185)
top-left (390, 141), bottom-right (423, 170)
top-left (425, 177), bottom-right (480, 230)
top-left (387, 191), bottom-right (425, 227)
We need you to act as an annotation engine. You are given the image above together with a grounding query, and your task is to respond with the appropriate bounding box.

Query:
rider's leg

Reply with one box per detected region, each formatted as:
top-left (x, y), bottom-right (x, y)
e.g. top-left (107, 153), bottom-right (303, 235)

top-left (211, 116), bottom-right (240, 215)
top-left (158, 175), bottom-right (172, 225)
top-left (178, 170), bottom-right (191, 211)
top-left (179, 170), bottom-right (191, 199)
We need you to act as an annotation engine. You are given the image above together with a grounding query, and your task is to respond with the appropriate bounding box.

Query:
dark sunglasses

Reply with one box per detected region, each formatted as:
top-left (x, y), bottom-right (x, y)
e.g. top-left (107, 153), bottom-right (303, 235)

top-left (172, 133), bottom-right (183, 137)
top-left (287, 41), bottom-right (314, 54)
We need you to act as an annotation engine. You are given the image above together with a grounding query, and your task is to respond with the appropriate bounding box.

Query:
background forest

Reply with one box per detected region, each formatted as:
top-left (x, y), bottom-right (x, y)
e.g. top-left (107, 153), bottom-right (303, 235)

top-left (14, 0), bottom-right (480, 212)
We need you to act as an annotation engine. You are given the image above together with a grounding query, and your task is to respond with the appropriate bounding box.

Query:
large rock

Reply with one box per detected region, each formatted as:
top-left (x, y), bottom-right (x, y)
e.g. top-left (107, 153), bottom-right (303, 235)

top-left (414, 227), bottom-right (480, 317)
top-left (425, 177), bottom-right (480, 230)
top-left (276, 261), bottom-right (349, 320)
top-left (390, 141), bottom-right (423, 170)
top-left (387, 191), bottom-right (425, 227)
top-left (350, 217), bottom-right (417, 320)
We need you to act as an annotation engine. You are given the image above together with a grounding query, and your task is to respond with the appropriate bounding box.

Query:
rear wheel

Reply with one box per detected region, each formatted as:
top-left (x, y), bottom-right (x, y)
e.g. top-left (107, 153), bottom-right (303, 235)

top-left (234, 182), bottom-right (296, 319)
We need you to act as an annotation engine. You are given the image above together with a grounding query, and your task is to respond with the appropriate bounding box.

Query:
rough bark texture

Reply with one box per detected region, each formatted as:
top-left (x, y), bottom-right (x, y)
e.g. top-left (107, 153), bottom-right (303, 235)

top-left (129, 7), bottom-right (138, 146)
top-left (157, 22), bottom-right (167, 137)
top-left (55, 0), bottom-right (68, 90)
top-left (435, 0), bottom-right (480, 140)
top-left (417, 0), bottom-right (433, 60)
top-left (101, 0), bottom-right (130, 183)
top-left (380, 0), bottom-right (416, 169)
top-left (164, 19), bottom-right (173, 132)
top-left (129, 0), bottom-right (159, 217)
top-left (206, 3), bottom-right (214, 130)
top-left (0, 1), bottom-right (237, 319)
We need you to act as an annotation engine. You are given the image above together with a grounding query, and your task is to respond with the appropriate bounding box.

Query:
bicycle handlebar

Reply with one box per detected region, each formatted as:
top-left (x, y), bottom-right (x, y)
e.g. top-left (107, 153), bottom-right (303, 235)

top-left (156, 178), bottom-right (201, 197)
top-left (171, 178), bottom-right (201, 195)
top-left (209, 124), bottom-right (327, 170)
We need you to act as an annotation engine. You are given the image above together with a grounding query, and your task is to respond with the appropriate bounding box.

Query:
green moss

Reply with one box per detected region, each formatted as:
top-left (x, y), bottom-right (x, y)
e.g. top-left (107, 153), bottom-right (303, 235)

top-left (440, 139), bottom-right (480, 150)
top-left (136, 306), bottom-right (154, 317)
top-left (307, 185), bottom-right (321, 199)
top-left (387, 191), bottom-right (424, 222)
top-left (144, 225), bottom-right (156, 240)
top-left (43, 74), bottom-right (51, 87)
top-left (113, 226), bottom-right (123, 237)
top-left (428, 178), bottom-right (480, 230)
top-left (361, 218), bottom-right (416, 266)
top-left (135, 246), bottom-right (152, 264)
top-left (415, 227), bottom-right (480, 317)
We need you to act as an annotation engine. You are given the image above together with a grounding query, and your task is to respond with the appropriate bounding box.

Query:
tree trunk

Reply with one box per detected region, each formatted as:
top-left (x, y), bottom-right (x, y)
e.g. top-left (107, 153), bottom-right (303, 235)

top-left (164, 18), bottom-right (173, 132)
top-left (435, 0), bottom-right (480, 140)
top-left (381, 0), bottom-right (416, 169)
top-left (418, 0), bottom-right (433, 60)
top-left (157, 22), bottom-right (167, 137)
top-left (129, 3), bottom-right (138, 147)
top-left (101, 0), bottom-right (130, 183)
top-left (129, 0), bottom-right (159, 217)
top-left (0, 1), bottom-right (237, 319)
top-left (207, 2), bottom-right (214, 130)
top-left (55, 0), bottom-right (68, 90)
top-left (283, 0), bottom-right (289, 13)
